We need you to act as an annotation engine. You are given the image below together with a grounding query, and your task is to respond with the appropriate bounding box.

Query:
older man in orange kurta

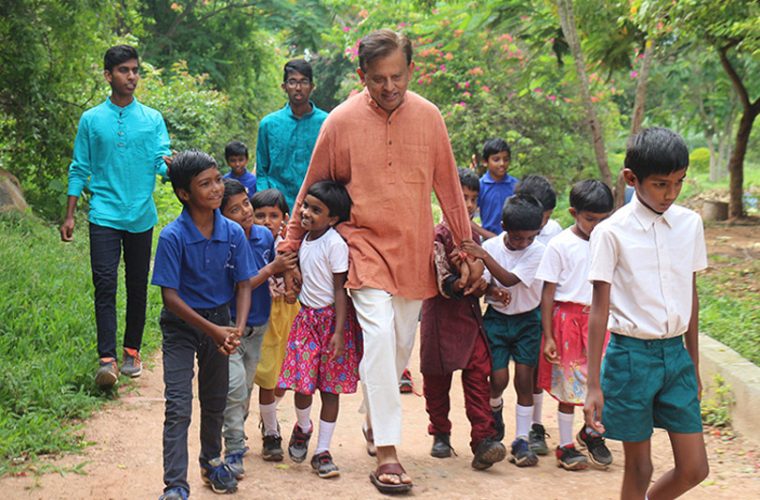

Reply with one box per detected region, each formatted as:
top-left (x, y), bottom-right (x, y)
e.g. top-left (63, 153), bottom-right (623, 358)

top-left (280, 29), bottom-right (474, 493)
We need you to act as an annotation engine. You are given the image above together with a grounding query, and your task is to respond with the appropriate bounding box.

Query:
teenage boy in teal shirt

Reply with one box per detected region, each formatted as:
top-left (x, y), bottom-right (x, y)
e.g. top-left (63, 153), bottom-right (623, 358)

top-left (60, 44), bottom-right (171, 388)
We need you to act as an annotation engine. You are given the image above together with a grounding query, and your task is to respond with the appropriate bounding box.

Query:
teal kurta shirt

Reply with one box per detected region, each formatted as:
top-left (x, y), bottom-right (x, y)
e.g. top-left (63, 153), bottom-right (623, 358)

top-left (255, 102), bottom-right (328, 210)
top-left (67, 97), bottom-right (171, 233)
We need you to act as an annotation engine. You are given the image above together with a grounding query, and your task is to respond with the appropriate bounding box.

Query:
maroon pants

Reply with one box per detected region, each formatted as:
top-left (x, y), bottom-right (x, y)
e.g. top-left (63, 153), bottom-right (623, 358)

top-left (423, 333), bottom-right (495, 452)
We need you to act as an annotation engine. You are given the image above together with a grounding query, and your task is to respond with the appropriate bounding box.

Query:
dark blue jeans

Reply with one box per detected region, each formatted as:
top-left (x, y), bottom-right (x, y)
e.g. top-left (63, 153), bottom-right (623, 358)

top-left (88, 223), bottom-right (152, 359)
top-left (160, 306), bottom-right (230, 494)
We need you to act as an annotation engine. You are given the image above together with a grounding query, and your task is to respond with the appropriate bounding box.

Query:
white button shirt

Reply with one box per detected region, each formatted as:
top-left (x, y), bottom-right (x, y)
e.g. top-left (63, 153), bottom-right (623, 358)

top-left (588, 195), bottom-right (707, 339)
top-left (482, 233), bottom-right (546, 315)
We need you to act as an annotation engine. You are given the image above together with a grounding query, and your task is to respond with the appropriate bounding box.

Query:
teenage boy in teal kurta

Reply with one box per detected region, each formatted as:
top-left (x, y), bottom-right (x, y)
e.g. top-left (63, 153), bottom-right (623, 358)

top-left (60, 44), bottom-right (171, 389)
top-left (255, 59), bottom-right (328, 210)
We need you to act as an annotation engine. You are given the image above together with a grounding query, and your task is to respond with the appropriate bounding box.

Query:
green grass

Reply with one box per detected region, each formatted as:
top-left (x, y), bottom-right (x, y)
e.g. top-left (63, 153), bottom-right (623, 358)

top-left (0, 212), bottom-right (164, 475)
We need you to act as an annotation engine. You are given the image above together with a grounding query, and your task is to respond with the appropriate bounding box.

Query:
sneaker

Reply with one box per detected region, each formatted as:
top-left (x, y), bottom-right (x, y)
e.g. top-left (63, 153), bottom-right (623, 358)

top-left (471, 437), bottom-right (507, 470)
top-left (224, 446), bottom-right (248, 479)
top-left (95, 358), bottom-right (119, 389)
top-left (399, 369), bottom-right (413, 394)
top-left (430, 433), bottom-right (453, 458)
top-left (310, 450), bottom-right (340, 478)
top-left (200, 457), bottom-right (238, 494)
top-left (577, 427), bottom-right (613, 468)
top-left (262, 433), bottom-right (284, 462)
top-left (121, 347), bottom-right (142, 378)
top-left (159, 487), bottom-right (188, 500)
top-left (491, 404), bottom-right (505, 442)
top-left (508, 438), bottom-right (538, 467)
top-left (555, 444), bottom-right (589, 471)
top-left (288, 422), bottom-right (312, 463)
top-left (528, 423), bottom-right (550, 455)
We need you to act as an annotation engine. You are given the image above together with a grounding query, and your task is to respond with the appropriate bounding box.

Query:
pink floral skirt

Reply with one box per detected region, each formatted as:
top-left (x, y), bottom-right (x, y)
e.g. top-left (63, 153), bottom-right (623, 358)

top-left (537, 302), bottom-right (609, 405)
top-left (277, 302), bottom-right (362, 395)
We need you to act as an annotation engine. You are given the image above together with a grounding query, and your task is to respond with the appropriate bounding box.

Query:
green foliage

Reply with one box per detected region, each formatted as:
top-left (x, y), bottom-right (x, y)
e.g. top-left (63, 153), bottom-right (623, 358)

top-left (0, 212), bottom-right (162, 473)
top-left (689, 147), bottom-right (711, 173)
top-left (701, 374), bottom-right (734, 428)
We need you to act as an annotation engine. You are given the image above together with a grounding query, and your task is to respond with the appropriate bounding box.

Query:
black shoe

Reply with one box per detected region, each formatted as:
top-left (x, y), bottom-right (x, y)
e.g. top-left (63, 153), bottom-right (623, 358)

top-left (430, 433), bottom-right (453, 458)
top-left (528, 423), bottom-right (550, 455)
top-left (577, 427), bottom-right (612, 468)
top-left (491, 404), bottom-right (505, 442)
top-left (471, 437), bottom-right (507, 470)
top-left (262, 433), bottom-right (284, 462)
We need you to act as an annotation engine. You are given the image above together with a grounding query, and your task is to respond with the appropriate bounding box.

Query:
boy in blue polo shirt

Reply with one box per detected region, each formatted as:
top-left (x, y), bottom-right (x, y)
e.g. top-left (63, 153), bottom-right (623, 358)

top-left (223, 141), bottom-right (257, 199)
top-left (586, 127), bottom-right (709, 498)
top-left (477, 138), bottom-right (517, 238)
top-left (152, 150), bottom-right (256, 499)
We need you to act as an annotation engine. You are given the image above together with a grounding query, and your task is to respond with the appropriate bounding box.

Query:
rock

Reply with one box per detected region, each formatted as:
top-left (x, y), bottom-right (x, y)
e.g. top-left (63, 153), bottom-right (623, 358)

top-left (0, 168), bottom-right (28, 213)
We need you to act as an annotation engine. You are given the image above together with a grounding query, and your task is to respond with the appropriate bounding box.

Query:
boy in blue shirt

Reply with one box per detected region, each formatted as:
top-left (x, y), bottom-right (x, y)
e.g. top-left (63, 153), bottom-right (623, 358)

top-left (477, 138), bottom-right (518, 237)
top-left (223, 141), bottom-right (257, 199)
top-left (152, 151), bottom-right (256, 499)
top-left (219, 179), bottom-right (297, 479)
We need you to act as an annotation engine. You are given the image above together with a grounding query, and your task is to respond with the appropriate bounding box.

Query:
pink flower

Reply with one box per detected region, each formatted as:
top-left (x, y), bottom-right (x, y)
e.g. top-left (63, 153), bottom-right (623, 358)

top-left (439, 64), bottom-right (446, 72)
top-left (481, 85), bottom-right (491, 93)
top-left (342, 26), bottom-right (351, 33)
top-left (547, 94), bottom-right (557, 102)
top-left (463, 91), bottom-right (471, 98)
top-left (533, 87), bottom-right (543, 94)
top-left (630, 70), bottom-right (638, 79)
top-left (457, 101), bottom-right (467, 108)
top-left (464, 81), bottom-right (470, 88)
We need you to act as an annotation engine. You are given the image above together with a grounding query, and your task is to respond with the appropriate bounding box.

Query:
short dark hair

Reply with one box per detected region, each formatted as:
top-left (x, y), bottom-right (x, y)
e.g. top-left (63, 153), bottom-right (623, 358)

top-left (515, 175), bottom-right (557, 210)
top-left (502, 193), bottom-right (544, 232)
top-left (306, 181), bottom-right (352, 223)
top-left (482, 138), bottom-right (511, 161)
top-left (283, 59), bottom-right (314, 83)
top-left (358, 29), bottom-right (413, 73)
top-left (569, 180), bottom-right (614, 213)
top-left (224, 141), bottom-right (248, 160)
top-left (169, 150), bottom-right (217, 205)
top-left (104, 45), bottom-right (139, 72)
top-left (458, 167), bottom-right (480, 192)
top-left (251, 188), bottom-right (290, 216)
top-left (624, 127), bottom-right (689, 181)
top-left (221, 178), bottom-right (247, 212)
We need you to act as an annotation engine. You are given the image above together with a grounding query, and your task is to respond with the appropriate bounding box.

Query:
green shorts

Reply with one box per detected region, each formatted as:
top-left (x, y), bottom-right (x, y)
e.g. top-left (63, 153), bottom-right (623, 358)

top-left (483, 306), bottom-right (541, 370)
top-left (601, 334), bottom-right (702, 442)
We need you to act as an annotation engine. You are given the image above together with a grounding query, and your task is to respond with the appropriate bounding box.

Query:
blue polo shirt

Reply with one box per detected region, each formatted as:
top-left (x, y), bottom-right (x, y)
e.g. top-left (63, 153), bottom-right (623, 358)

top-left (224, 170), bottom-right (257, 199)
top-left (152, 209), bottom-right (256, 309)
top-left (67, 97), bottom-right (171, 233)
top-left (230, 225), bottom-right (274, 327)
top-left (478, 171), bottom-right (518, 235)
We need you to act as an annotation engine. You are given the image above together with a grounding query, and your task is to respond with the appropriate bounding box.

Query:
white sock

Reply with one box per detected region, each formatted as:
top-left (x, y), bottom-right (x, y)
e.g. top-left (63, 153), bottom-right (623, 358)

top-left (489, 397), bottom-right (503, 410)
top-left (532, 392), bottom-right (544, 425)
top-left (558, 410), bottom-right (575, 447)
top-left (295, 405), bottom-right (312, 432)
top-left (315, 419), bottom-right (337, 454)
top-left (515, 404), bottom-right (533, 439)
top-left (274, 393), bottom-right (284, 406)
top-left (260, 402), bottom-right (279, 436)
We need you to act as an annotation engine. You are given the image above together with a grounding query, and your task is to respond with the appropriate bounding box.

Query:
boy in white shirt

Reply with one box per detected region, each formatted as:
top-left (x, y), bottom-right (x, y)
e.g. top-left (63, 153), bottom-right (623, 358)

top-left (586, 127), bottom-right (709, 498)
top-left (462, 193), bottom-right (545, 467)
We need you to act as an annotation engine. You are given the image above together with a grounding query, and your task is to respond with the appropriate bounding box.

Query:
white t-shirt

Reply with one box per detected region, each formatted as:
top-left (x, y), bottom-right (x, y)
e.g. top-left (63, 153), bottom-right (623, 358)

top-left (536, 227), bottom-right (592, 305)
top-left (298, 228), bottom-right (349, 309)
top-left (482, 232), bottom-right (545, 314)
top-left (536, 218), bottom-right (563, 246)
top-left (588, 195), bottom-right (707, 339)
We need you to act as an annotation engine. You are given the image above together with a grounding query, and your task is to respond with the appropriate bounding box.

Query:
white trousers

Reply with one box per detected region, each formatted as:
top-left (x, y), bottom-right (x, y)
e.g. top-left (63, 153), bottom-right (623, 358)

top-left (350, 287), bottom-right (422, 447)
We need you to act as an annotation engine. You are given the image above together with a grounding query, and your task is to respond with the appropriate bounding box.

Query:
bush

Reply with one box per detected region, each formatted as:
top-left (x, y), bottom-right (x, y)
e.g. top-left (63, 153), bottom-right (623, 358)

top-left (689, 147), bottom-right (711, 173)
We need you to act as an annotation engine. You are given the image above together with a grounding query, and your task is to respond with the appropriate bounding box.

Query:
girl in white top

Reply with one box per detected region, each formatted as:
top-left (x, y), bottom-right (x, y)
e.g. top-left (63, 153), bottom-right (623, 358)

top-left (535, 180), bottom-right (614, 470)
top-left (276, 181), bottom-right (361, 479)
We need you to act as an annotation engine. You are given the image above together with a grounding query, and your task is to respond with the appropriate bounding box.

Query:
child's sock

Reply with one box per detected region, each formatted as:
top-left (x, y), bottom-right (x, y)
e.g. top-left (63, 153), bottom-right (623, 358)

top-left (532, 392), bottom-right (544, 425)
top-left (558, 410), bottom-right (575, 447)
top-left (260, 402), bottom-right (279, 436)
top-left (315, 419), bottom-right (337, 454)
top-left (489, 397), bottom-right (503, 410)
top-left (295, 405), bottom-right (312, 433)
top-left (274, 393), bottom-right (284, 407)
top-left (515, 404), bottom-right (533, 439)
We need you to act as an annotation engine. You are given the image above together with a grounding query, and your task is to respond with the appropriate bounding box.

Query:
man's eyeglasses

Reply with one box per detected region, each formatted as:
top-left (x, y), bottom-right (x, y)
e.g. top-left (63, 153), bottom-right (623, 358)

top-left (285, 79), bottom-right (311, 88)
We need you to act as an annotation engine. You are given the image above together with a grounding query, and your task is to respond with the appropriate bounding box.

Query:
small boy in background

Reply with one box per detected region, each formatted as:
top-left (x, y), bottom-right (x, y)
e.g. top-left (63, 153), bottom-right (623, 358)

top-left (152, 151), bottom-right (256, 499)
top-left (224, 141), bottom-right (257, 199)
top-left (477, 138), bottom-right (517, 239)
top-left (219, 179), bottom-right (297, 479)
top-left (462, 193), bottom-right (546, 468)
top-left (420, 168), bottom-right (507, 471)
top-left (586, 127), bottom-right (709, 497)
top-left (250, 188), bottom-right (303, 462)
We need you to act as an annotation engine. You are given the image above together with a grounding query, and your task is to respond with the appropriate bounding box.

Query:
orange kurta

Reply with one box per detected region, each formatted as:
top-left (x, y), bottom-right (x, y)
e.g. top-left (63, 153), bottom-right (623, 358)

top-left (280, 89), bottom-right (471, 300)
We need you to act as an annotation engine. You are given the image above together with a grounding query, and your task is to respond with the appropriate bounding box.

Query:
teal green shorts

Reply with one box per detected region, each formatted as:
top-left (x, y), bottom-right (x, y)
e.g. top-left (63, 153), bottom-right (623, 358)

top-left (601, 334), bottom-right (702, 442)
top-left (483, 306), bottom-right (541, 370)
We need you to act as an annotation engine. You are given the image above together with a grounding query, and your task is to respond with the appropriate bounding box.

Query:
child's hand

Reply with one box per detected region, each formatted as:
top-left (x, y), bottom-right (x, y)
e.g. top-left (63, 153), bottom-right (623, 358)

top-left (270, 251), bottom-right (298, 275)
top-left (467, 277), bottom-right (488, 297)
top-left (283, 268), bottom-right (298, 304)
top-left (583, 387), bottom-right (606, 435)
top-left (278, 220), bottom-right (288, 239)
top-left (487, 285), bottom-right (511, 305)
top-left (543, 337), bottom-right (559, 364)
top-left (329, 333), bottom-right (345, 362)
top-left (211, 326), bottom-right (240, 355)
top-left (462, 258), bottom-right (484, 293)
top-left (460, 240), bottom-right (486, 259)
top-left (455, 258), bottom-right (470, 292)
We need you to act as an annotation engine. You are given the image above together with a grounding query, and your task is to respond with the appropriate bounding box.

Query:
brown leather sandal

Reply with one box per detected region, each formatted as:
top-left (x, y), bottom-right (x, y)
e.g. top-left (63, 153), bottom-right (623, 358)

top-left (369, 462), bottom-right (413, 494)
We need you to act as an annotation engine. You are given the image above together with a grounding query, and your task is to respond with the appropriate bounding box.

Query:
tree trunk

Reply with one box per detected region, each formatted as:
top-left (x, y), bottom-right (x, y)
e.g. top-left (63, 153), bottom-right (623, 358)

top-left (707, 132), bottom-right (719, 182)
top-left (716, 104), bottom-right (736, 180)
top-left (556, 0), bottom-right (612, 187)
